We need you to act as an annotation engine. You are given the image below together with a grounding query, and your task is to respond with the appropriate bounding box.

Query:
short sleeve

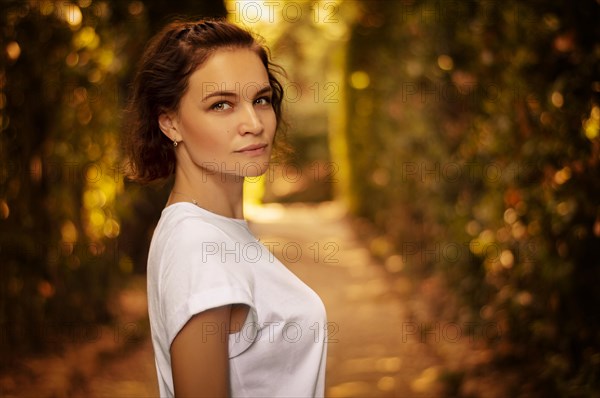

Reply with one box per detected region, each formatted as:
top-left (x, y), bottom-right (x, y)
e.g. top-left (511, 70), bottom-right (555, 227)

top-left (158, 218), bottom-right (258, 357)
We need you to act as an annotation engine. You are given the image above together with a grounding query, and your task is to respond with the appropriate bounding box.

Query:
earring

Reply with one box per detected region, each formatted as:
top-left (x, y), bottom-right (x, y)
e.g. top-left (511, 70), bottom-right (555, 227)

top-left (173, 139), bottom-right (178, 148)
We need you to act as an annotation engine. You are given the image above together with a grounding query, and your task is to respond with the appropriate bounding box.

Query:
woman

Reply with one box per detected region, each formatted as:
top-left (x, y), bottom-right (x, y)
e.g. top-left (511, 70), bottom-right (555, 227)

top-left (124, 19), bottom-right (327, 397)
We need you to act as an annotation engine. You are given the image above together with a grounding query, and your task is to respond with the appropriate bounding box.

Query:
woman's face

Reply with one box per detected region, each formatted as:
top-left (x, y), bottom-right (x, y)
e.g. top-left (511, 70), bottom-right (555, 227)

top-left (162, 48), bottom-right (277, 180)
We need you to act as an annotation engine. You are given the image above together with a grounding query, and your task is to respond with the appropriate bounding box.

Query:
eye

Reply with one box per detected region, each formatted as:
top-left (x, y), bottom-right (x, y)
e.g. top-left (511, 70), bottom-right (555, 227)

top-left (254, 96), bottom-right (272, 106)
top-left (211, 102), bottom-right (232, 111)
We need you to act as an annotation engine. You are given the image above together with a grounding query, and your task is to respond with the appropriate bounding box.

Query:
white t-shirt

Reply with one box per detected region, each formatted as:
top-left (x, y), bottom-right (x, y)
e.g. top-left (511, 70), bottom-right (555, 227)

top-left (147, 202), bottom-right (327, 397)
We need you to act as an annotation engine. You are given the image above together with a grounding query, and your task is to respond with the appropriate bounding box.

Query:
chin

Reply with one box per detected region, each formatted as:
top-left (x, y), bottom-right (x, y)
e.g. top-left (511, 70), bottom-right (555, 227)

top-left (237, 152), bottom-right (272, 175)
top-left (241, 160), bottom-right (270, 177)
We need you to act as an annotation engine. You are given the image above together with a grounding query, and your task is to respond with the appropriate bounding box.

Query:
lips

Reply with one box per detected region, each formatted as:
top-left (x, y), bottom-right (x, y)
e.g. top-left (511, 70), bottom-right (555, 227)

top-left (235, 143), bottom-right (268, 153)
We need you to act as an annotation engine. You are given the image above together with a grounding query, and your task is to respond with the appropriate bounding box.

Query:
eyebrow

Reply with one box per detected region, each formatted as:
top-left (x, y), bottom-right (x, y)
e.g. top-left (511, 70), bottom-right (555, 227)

top-left (202, 85), bottom-right (272, 102)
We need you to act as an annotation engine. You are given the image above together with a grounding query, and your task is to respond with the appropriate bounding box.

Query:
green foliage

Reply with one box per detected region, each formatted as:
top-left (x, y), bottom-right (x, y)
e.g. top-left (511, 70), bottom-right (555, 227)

top-left (0, 1), bottom-right (132, 365)
top-left (346, 0), bottom-right (600, 394)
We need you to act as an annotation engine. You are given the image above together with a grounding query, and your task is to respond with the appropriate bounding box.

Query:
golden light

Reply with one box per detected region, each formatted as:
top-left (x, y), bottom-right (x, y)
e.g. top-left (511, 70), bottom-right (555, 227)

top-left (350, 71), bottom-right (370, 90)
top-left (511, 221), bottom-right (526, 239)
top-left (376, 356), bottom-right (402, 372)
top-left (73, 27), bottom-right (99, 50)
top-left (103, 218), bottom-right (120, 238)
top-left (61, 220), bottom-right (78, 243)
top-left (97, 49), bottom-right (115, 69)
top-left (66, 52), bottom-right (79, 67)
top-left (437, 54), bottom-right (454, 71)
top-left (406, 60), bottom-right (423, 77)
top-left (556, 201), bottom-right (574, 217)
top-left (517, 291), bottom-right (533, 306)
top-left (384, 255), bottom-right (405, 273)
top-left (377, 376), bottom-right (396, 391)
top-left (328, 381), bottom-right (371, 397)
top-left (466, 220), bottom-right (481, 236)
top-left (83, 189), bottom-right (107, 208)
top-left (583, 105), bottom-right (599, 139)
top-left (551, 91), bottom-right (564, 108)
top-left (57, 3), bottom-right (83, 27)
top-left (410, 366), bottom-right (439, 393)
top-left (503, 208), bottom-right (518, 224)
top-left (470, 229), bottom-right (495, 256)
top-left (540, 111), bottom-right (552, 125)
top-left (6, 41), bottom-right (21, 61)
top-left (89, 209), bottom-right (106, 228)
top-left (369, 235), bottom-right (392, 257)
top-left (553, 167), bottom-right (571, 185)
top-left (0, 200), bottom-right (9, 219)
top-left (500, 250), bottom-right (514, 268)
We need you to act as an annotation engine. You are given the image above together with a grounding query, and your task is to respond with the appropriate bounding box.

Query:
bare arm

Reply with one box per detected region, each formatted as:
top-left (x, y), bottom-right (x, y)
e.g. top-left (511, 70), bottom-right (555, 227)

top-left (170, 305), bottom-right (231, 397)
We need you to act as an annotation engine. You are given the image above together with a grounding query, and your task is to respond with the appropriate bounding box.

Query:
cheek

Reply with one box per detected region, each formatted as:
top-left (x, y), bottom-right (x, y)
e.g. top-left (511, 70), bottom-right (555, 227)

top-left (265, 110), bottom-right (277, 135)
top-left (182, 119), bottom-right (223, 148)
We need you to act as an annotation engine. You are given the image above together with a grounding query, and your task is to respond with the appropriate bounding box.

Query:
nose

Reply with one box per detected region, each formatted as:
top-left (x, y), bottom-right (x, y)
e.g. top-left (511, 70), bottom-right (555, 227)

top-left (239, 103), bottom-right (264, 135)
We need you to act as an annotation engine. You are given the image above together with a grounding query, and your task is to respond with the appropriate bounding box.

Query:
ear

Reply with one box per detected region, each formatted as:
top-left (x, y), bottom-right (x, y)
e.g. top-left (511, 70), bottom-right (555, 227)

top-left (158, 112), bottom-right (181, 142)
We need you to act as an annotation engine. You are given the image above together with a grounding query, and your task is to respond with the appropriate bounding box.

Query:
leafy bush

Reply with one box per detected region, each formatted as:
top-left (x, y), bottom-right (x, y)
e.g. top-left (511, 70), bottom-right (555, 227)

top-left (345, 0), bottom-right (600, 394)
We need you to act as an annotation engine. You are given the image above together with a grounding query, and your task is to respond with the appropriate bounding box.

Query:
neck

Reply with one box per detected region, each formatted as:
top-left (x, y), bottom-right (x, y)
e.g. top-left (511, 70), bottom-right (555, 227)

top-left (168, 165), bottom-right (245, 219)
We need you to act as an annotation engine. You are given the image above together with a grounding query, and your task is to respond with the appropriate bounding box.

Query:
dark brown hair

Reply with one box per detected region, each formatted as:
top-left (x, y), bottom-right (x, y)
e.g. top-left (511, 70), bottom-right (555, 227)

top-left (123, 18), bottom-right (287, 183)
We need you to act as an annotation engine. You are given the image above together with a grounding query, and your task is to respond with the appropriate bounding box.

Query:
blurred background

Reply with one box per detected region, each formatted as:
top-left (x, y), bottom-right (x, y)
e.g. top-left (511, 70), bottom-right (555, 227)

top-left (1, 0), bottom-right (599, 396)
